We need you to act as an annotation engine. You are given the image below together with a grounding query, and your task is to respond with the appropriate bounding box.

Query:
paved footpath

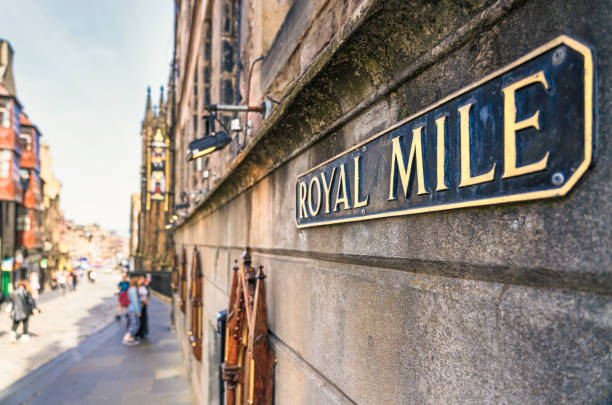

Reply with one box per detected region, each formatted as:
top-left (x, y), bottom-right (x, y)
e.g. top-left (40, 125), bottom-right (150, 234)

top-left (0, 272), bottom-right (120, 391)
top-left (0, 276), bottom-right (193, 405)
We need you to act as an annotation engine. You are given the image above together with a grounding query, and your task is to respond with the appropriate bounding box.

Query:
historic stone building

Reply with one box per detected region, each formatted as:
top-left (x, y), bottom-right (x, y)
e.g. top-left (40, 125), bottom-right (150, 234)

top-left (135, 87), bottom-right (174, 271)
top-left (170, 0), bottom-right (611, 404)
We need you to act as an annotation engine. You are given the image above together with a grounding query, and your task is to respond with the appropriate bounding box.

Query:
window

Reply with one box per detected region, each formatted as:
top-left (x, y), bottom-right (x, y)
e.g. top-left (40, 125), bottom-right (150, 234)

top-left (20, 128), bottom-right (32, 150)
top-left (222, 41), bottom-right (234, 73)
top-left (223, 0), bottom-right (235, 34)
top-left (203, 66), bottom-right (210, 84)
top-left (222, 80), bottom-right (234, 104)
top-left (17, 215), bottom-right (30, 231)
top-left (0, 100), bottom-right (10, 128)
top-left (0, 150), bottom-right (11, 177)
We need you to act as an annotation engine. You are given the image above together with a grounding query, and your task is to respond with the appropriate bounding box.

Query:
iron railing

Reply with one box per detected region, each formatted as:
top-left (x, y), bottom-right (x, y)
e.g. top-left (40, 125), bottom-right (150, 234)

top-left (131, 270), bottom-right (172, 298)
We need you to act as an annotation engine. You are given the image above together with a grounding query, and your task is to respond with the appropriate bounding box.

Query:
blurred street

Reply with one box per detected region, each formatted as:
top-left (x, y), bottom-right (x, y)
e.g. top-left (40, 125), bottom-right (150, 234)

top-left (0, 273), bottom-right (192, 405)
top-left (0, 272), bottom-right (118, 392)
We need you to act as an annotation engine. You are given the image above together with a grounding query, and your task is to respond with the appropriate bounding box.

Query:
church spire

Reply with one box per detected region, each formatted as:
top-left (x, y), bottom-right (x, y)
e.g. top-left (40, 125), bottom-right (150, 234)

top-left (145, 86), bottom-right (152, 114)
top-left (158, 85), bottom-right (165, 115)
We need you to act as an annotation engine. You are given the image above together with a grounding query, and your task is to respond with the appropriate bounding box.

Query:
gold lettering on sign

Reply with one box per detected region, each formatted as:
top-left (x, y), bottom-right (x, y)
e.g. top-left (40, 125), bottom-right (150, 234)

top-left (353, 156), bottom-right (369, 208)
top-left (435, 116), bottom-right (448, 191)
top-left (388, 127), bottom-right (428, 200)
top-left (308, 176), bottom-right (322, 216)
top-left (333, 164), bottom-right (351, 211)
top-left (458, 103), bottom-right (496, 187)
top-left (298, 181), bottom-right (308, 218)
top-left (320, 167), bottom-right (336, 214)
top-left (502, 70), bottom-right (550, 179)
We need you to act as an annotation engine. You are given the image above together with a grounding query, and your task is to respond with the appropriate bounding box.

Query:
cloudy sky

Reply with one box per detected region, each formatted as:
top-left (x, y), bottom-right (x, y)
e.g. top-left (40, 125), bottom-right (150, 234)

top-left (0, 0), bottom-right (173, 236)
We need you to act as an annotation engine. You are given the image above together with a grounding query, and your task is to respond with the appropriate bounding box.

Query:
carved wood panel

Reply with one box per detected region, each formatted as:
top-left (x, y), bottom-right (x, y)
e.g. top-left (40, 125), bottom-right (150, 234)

top-left (222, 248), bottom-right (274, 405)
top-left (189, 247), bottom-right (203, 361)
top-left (179, 248), bottom-right (187, 313)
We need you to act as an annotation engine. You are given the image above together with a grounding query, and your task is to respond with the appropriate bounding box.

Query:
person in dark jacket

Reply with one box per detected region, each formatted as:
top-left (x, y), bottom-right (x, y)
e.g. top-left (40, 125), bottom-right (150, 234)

top-left (9, 280), bottom-right (39, 342)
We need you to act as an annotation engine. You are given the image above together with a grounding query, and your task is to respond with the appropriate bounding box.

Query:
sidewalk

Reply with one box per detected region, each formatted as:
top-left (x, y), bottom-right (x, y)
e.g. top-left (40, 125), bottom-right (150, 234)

top-left (0, 273), bottom-right (119, 392)
top-left (0, 295), bottom-right (193, 405)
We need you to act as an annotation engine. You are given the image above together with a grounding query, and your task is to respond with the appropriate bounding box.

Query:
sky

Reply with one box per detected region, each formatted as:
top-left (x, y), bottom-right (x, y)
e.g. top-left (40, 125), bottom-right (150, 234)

top-left (0, 0), bottom-right (174, 237)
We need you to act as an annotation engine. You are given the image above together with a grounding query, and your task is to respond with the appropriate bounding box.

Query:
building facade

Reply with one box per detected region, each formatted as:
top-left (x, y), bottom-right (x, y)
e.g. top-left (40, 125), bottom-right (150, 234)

top-left (0, 40), bottom-right (51, 294)
top-left (135, 87), bottom-right (174, 271)
top-left (0, 40), bottom-right (23, 295)
top-left (16, 112), bottom-right (43, 282)
top-left (169, 1), bottom-right (612, 404)
top-left (40, 142), bottom-right (63, 276)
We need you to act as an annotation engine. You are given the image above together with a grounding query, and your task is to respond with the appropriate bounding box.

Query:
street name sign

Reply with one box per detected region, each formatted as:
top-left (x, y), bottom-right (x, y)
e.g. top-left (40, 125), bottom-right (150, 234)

top-left (295, 36), bottom-right (595, 228)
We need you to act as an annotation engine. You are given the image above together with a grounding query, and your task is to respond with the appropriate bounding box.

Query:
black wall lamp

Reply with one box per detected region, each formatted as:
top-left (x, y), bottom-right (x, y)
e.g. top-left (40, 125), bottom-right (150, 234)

top-left (187, 102), bottom-right (271, 161)
top-left (187, 111), bottom-right (231, 161)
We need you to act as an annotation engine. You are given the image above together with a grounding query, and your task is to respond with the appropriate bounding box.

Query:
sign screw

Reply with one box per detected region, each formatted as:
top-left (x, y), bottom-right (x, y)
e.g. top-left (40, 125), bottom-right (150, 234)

top-left (360, 208), bottom-right (366, 215)
top-left (552, 47), bottom-right (566, 65)
top-left (362, 146), bottom-right (367, 152)
top-left (551, 172), bottom-right (565, 186)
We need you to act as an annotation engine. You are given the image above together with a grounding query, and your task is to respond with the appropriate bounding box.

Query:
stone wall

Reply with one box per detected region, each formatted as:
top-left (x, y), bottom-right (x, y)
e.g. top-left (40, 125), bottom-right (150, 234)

top-left (173, 0), bottom-right (612, 403)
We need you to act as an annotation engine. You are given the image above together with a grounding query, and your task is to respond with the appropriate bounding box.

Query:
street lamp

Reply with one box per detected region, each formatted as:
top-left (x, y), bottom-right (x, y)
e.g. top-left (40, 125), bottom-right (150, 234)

top-left (187, 102), bottom-right (270, 161)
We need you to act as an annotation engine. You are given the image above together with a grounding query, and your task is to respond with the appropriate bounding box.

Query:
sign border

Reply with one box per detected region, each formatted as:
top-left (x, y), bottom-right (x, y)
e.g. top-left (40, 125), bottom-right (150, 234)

top-left (295, 35), bottom-right (595, 229)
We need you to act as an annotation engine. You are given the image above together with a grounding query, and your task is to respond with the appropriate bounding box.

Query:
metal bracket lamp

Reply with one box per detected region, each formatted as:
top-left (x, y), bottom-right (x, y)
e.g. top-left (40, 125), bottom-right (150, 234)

top-left (187, 102), bottom-right (271, 161)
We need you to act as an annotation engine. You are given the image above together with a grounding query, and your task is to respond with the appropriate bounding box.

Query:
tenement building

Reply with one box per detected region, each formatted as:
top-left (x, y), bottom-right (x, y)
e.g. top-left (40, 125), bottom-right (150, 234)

top-left (0, 40), bottom-right (47, 295)
top-left (169, 0), bottom-right (611, 404)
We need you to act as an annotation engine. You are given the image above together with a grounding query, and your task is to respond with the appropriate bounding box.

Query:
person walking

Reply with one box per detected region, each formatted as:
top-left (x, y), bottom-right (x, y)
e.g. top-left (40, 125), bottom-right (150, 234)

top-left (122, 277), bottom-right (140, 346)
top-left (88, 269), bottom-right (97, 284)
top-left (116, 272), bottom-right (129, 321)
top-left (9, 281), bottom-right (39, 342)
top-left (57, 269), bottom-right (67, 296)
top-left (135, 275), bottom-right (149, 339)
top-left (71, 268), bottom-right (78, 292)
top-left (29, 272), bottom-right (40, 299)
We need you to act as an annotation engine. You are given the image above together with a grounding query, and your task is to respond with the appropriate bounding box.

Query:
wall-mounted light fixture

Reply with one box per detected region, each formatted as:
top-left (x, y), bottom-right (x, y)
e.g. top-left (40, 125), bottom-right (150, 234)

top-left (187, 112), bottom-right (231, 161)
top-left (173, 202), bottom-right (190, 211)
top-left (187, 102), bottom-right (271, 161)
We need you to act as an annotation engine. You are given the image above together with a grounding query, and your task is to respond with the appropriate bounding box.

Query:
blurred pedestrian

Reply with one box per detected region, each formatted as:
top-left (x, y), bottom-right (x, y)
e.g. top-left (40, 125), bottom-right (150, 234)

top-left (88, 269), bottom-right (97, 284)
top-left (122, 277), bottom-right (140, 346)
top-left (116, 272), bottom-right (129, 321)
top-left (57, 269), bottom-right (67, 296)
top-left (29, 272), bottom-right (40, 299)
top-left (71, 269), bottom-right (79, 291)
top-left (9, 280), bottom-right (39, 342)
top-left (135, 275), bottom-right (149, 339)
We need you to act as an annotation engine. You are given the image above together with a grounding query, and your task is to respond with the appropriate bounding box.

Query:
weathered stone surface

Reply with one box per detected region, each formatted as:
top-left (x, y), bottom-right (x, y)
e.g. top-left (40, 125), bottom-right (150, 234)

top-left (174, 0), bottom-right (612, 403)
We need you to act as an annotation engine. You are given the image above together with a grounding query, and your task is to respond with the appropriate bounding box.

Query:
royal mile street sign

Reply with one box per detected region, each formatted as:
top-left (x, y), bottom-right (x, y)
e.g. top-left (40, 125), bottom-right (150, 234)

top-left (295, 36), bottom-right (595, 228)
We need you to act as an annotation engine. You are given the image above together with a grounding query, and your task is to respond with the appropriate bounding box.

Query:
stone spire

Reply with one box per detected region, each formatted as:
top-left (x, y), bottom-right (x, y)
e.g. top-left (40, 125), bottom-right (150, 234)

top-left (144, 86), bottom-right (154, 123)
top-left (158, 85), bottom-right (165, 116)
top-left (145, 86), bottom-right (152, 113)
